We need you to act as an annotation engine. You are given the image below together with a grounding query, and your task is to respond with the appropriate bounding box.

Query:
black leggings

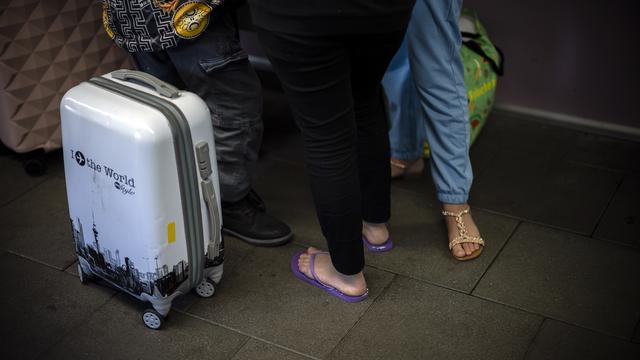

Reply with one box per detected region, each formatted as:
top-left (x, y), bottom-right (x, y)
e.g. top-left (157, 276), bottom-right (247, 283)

top-left (256, 29), bottom-right (406, 275)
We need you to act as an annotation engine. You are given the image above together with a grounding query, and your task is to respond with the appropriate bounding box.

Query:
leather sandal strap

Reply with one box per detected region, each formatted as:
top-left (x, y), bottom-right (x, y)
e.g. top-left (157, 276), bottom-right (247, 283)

top-left (441, 207), bottom-right (470, 217)
top-left (390, 159), bottom-right (407, 169)
top-left (442, 207), bottom-right (484, 250)
top-left (449, 235), bottom-right (485, 250)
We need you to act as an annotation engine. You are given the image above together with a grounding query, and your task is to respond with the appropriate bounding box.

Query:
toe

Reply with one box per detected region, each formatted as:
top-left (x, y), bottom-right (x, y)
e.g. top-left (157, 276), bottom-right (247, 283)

top-left (307, 247), bottom-right (322, 255)
top-left (453, 244), bottom-right (465, 258)
top-left (463, 243), bottom-right (474, 256)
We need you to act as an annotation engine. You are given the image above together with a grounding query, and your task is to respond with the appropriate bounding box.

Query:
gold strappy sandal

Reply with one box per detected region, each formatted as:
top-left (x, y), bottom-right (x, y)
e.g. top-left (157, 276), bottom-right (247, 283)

top-left (442, 207), bottom-right (484, 261)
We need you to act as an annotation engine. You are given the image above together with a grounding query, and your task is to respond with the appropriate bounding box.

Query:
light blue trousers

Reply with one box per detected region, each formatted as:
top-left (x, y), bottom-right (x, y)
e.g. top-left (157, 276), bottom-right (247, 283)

top-left (383, 0), bottom-right (472, 204)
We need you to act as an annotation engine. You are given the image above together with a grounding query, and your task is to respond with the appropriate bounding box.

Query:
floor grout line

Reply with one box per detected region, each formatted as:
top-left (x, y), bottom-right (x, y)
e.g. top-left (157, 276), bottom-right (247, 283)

top-left (346, 254), bottom-right (639, 346)
top-left (589, 173), bottom-right (626, 238)
top-left (327, 273), bottom-right (398, 359)
top-left (174, 309), bottom-right (322, 360)
top-left (228, 336), bottom-right (252, 360)
top-left (1, 249), bottom-right (75, 273)
top-left (520, 317), bottom-right (547, 360)
top-left (0, 175), bottom-right (50, 210)
top-left (34, 292), bottom-right (119, 360)
top-left (469, 220), bottom-right (522, 294)
top-left (471, 293), bottom-right (635, 342)
top-left (61, 259), bottom-right (79, 273)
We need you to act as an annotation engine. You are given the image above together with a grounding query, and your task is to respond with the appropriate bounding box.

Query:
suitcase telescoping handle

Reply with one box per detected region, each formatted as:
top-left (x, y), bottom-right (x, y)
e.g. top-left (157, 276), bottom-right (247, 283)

top-left (196, 142), bottom-right (222, 260)
top-left (111, 69), bottom-right (180, 98)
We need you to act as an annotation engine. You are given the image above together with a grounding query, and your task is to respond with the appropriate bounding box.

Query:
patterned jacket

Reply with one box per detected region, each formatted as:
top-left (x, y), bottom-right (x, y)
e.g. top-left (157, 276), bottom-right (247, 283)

top-left (102, 0), bottom-right (226, 52)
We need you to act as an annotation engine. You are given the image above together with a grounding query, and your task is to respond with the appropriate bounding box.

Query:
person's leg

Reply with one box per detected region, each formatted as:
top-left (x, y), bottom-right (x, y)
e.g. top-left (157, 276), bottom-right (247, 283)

top-left (382, 37), bottom-right (426, 178)
top-left (255, 28), bottom-right (368, 295)
top-left (130, 50), bottom-right (186, 89)
top-left (408, 0), bottom-right (483, 259)
top-left (165, 10), bottom-right (291, 245)
top-left (347, 31), bottom-right (407, 246)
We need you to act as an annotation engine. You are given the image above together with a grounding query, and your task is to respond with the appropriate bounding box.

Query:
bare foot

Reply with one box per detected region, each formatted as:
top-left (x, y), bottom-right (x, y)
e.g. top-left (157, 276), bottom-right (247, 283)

top-left (297, 247), bottom-right (367, 296)
top-left (391, 158), bottom-right (424, 178)
top-left (362, 221), bottom-right (389, 245)
top-left (442, 203), bottom-right (482, 258)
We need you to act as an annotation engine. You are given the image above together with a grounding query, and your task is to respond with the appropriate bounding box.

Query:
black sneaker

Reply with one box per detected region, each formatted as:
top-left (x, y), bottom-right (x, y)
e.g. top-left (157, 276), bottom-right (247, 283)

top-left (221, 189), bottom-right (292, 246)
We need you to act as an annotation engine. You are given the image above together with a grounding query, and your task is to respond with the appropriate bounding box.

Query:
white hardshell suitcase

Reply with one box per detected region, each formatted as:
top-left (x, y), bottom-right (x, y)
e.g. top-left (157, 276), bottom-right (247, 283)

top-left (61, 70), bottom-right (223, 329)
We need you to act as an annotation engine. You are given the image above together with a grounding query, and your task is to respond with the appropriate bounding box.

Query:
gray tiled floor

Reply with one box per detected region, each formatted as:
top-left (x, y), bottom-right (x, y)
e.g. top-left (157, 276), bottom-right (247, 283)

top-left (564, 132), bottom-right (640, 174)
top-left (366, 187), bottom-right (518, 293)
top-left (473, 223), bottom-right (640, 338)
top-left (41, 295), bottom-right (248, 360)
top-left (0, 177), bottom-right (76, 270)
top-left (470, 150), bottom-right (623, 235)
top-left (188, 239), bottom-right (395, 359)
top-left (0, 252), bottom-right (115, 360)
top-left (230, 339), bottom-right (311, 360)
top-left (0, 155), bottom-right (48, 207)
top-left (593, 175), bottom-right (640, 247)
top-left (2, 112), bottom-right (639, 359)
top-left (525, 320), bottom-right (640, 360)
top-left (330, 276), bottom-right (542, 360)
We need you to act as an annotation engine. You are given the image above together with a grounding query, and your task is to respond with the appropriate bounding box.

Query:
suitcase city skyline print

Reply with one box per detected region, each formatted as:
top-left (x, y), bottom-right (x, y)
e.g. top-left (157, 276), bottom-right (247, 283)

top-left (70, 214), bottom-right (189, 297)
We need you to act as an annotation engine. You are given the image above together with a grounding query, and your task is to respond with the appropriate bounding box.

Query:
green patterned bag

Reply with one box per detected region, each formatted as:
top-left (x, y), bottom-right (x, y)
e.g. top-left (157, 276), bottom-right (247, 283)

top-left (424, 8), bottom-right (503, 157)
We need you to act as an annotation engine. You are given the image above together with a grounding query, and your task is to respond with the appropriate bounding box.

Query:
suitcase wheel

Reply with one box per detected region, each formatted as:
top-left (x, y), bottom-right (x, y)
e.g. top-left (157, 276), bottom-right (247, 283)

top-left (142, 309), bottom-right (164, 330)
top-left (193, 279), bottom-right (216, 298)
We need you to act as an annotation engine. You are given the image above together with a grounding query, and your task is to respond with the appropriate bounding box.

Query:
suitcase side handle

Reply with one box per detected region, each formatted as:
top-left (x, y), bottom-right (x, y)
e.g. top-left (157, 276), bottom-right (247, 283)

top-left (111, 70), bottom-right (180, 98)
top-left (196, 142), bottom-right (221, 260)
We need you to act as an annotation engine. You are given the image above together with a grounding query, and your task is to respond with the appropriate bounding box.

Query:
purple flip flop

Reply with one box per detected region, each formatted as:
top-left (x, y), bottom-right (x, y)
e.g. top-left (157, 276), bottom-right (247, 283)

top-left (290, 251), bottom-right (369, 303)
top-left (362, 235), bottom-right (393, 252)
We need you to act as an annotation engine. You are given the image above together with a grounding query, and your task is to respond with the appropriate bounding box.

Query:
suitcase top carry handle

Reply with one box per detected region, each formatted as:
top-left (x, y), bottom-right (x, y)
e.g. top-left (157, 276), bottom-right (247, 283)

top-left (111, 70), bottom-right (180, 98)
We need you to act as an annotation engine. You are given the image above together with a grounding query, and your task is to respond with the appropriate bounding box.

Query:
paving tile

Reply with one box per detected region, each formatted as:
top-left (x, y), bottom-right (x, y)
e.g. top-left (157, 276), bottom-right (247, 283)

top-left (46, 149), bottom-right (65, 178)
top-left (0, 177), bottom-right (76, 269)
top-left (525, 320), bottom-right (640, 360)
top-left (41, 294), bottom-right (248, 360)
top-left (0, 154), bottom-right (48, 208)
top-left (564, 132), bottom-right (640, 174)
top-left (594, 175), bottom-right (640, 247)
top-left (252, 159), bottom-right (324, 248)
top-left (0, 252), bottom-right (115, 360)
top-left (187, 239), bottom-right (395, 358)
top-left (231, 339), bottom-right (310, 360)
top-left (474, 223), bottom-right (640, 338)
top-left (470, 150), bottom-right (622, 234)
top-left (365, 187), bottom-right (518, 292)
top-left (330, 276), bottom-right (542, 360)
top-left (474, 111), bottom-right (580, 158)
top-left (388, 168), bottom-right (439, 206)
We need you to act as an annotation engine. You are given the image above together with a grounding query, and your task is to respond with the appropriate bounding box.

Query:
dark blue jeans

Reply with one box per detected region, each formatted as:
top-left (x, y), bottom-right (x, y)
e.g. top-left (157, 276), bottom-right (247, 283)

top-left (131, 10), bottom-right (263, 203)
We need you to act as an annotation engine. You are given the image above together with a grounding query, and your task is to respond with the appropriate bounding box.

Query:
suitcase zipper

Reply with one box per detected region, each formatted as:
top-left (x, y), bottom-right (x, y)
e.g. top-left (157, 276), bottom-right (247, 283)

top-left (87, 76), bottom-right (205, 289)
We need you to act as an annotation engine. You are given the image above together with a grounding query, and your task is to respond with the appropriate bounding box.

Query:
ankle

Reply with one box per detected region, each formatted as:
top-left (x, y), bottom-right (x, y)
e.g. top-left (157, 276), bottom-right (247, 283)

top-left (363, 221), bottom-right (387, 230)
top-left (442, 203), bottom-right (469, 212)
top-left (362, 222), bottom-right (389, 242)
top-left (339, 271), bottom-right (367, 293)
